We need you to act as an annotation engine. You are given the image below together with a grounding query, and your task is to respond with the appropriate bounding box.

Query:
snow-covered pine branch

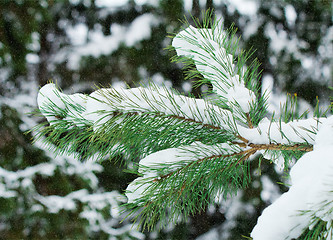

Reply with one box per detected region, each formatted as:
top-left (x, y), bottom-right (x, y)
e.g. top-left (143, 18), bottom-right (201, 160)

top-left (34, 13), bottom-right (331, 239)
top-left (251, 116), bottom-right (333, 240)
top-left (36, 83), bottom-right (236, 160)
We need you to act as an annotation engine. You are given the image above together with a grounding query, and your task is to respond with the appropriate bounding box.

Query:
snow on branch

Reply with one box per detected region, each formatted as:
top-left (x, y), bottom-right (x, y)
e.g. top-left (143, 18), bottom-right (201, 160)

top-left (34, 13), bottom-right (332, 238)
top-left (172, 23), bottom-right (258, 123)
top-left (237, 117), bottom-right (320, 146)
top-left (37, 83), bottom-right (88, 126)
top-left (37, 83), bottom-right (238, 133)
top-left (83, 83), bottom-right (236, 131)
top-left (124, 141), bottom-right (251, 229)
top-left (125, 141), bottom-right (241, 204)
top-left (251, 116), bottom-right (333, 240)
top-left (36, 82), bottom-right (238, 160)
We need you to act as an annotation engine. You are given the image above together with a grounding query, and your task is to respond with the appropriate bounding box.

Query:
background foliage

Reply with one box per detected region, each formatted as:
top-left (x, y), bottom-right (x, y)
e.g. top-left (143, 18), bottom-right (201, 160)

top-left (0, 0), bottom-right (332, 239)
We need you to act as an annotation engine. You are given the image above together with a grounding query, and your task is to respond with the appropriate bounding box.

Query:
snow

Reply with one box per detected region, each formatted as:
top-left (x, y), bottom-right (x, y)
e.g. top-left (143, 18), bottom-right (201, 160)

top-left (260, 175), bottom-right (281, 204)
top-left (264, 22), bottom-right (310, 62)
top-left (0, 144), bottom-right (123, 234)
top-left (95, 0), bottom-right (158, 8)
top-left (263, 18), bottom-right (333, 87)
top-left (138, 147), bottom-right (191, 174)
top-left (203, 190), bottom-right (257, 239)
top-left (238, 117), bottom-right (321, 146)
top-left (134, 0), bottom-right (159, 6)
top-left (126, 142), bottom-right (236, 204)
top-left (36, 81), bottom-right (251, 207)
top-left (0, 104), bottom-right (114, 224)
top-left (66, 23), bottom-right (88, 46)
top-left (38, 83), bottom-right (88, 126)
top-left (150, 73), bottom-right (172, 89)
top-left (172, 25), bottom-right (256, 116)
top-left (95, 0), bottom-right (129, 8)
top-left (182, 81), bottom-right (192, 93)
top-left (37, 70), bottom-right (325, 225)
top-left (0, 124), bottom-right (140, 237)
top-left (285, 5), bottom-right (297, 26)
top-left (0, 182), bottom-right (16, 198)
top-left (77, 84), bottom-right (235, 131)
top-left (195, 228), bottom-right (220, 240)
top-left (125, 176), bottom-right (152, 204)
top-left (139, 142), bottom-right (234, 174)
top-left (32, 12), bottom-right (332, 238)
top-left (251, 116), bottom-right (333, 240)
top-left (125, 14), bottom-right (159, 46)
top-left (38, 194), bottom-right (77, 213)
top-left (226, 0), bottom-right (259, 16)
top-left (36, 188), bottom-right (143, 237)
top-left (66, 13), bottom-right (160, 69)
top-left (226, 81), bottom-right (256, 113)
top-left (314, 116), bottom-right (333, 148)
top-left (0, 162), bottom-right (56, 187)
top-left (26, 53), bottom-right (39, 64)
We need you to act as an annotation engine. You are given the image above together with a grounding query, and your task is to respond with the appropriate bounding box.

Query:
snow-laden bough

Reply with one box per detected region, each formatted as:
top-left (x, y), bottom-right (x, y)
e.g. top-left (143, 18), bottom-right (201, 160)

top-left (251, 116), bottom-right (333, 240)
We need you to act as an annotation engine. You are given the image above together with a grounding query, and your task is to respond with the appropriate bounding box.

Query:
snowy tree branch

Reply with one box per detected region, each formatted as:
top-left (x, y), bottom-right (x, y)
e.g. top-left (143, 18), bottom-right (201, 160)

top-left (33, 12), bottom-right (332, 238)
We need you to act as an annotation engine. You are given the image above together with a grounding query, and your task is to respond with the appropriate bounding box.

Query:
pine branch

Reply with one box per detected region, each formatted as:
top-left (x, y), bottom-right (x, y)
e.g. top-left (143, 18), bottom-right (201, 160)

top-left (171, 13), bottom-right (264, 126)
top-left (154, 145), bottom-right (256, 183)
top-left (32, 12), bottom-right (332, 238)
top-left (125, 142), bottom-right (250, 230)
top-left (234, 142), bottom-right (313, 152)
top-left (35, 83), bottom-right (240, 160)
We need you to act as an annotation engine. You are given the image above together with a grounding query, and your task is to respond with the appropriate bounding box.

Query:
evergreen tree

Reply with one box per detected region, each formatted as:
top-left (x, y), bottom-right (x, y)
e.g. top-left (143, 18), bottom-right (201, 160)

top-left (34, 13), bottom-right (332, 239)
top-left (1, 0), bottom-right (332, 239)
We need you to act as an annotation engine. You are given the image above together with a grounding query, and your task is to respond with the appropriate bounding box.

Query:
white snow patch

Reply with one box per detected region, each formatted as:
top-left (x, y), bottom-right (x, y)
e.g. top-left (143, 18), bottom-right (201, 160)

top-left (126, 142), bottom-right (235, 204)
top-left (65, 13), bottom-right (160, 69)
top-left (238, 117), bottom-right (320, 146)
top-left (172, 25), bottom-right (256, 116)
top-left (67, 23), bottom-right (88, 46)
top-left (125, 14), bottom-right (159, 46)
top-left (38, 83), bottom-right (88, 125)
top-left (224, 0), bottom-right (259, 16)
top-left (260, 175), bottom-right (281, 203)
top-left (285, 5), bottom-right (297, 26)
top-left (251, 116), bottom-right (333, 240)
top-left (95, 0), bottom-right (129, 8)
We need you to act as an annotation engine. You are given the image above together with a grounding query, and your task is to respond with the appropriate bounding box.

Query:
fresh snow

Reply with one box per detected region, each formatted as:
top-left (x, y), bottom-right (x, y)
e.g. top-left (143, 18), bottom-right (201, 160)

top-left (138, 142), bottom-right (235, 175)
top-left (38, 83), bottom-right (236, 132)
top-left (172, 25), bottom-right (256, 115)
top-left (125, 177), bottom-right (153, 204)
top-left (284, 5), bottom-right (297, 26)
top-left (38, 83), bottom-right (87, 125)
top-left (238, 116), bottom-right (321, 146)
top-left (126, 142), bottom-right (237, 204)
top-left (65, 13), bottom-right (160, 69)
top-left (37, 64), bottom-right (324, 220)
top-left (251, 116), bottom-right (333, 240)
top-left (1, 78), bottom-right (141, 237)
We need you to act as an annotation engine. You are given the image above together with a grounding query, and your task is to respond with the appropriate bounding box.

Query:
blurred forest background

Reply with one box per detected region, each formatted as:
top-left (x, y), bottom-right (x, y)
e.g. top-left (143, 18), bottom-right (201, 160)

top-left (0, 0), bottom-right (332, 239)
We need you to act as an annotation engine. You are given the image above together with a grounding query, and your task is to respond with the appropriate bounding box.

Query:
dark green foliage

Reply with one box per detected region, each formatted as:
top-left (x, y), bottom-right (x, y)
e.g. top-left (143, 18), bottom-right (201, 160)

top-left (0, 105), bottom-right (87, 238)
top-left (297, 217), bottom-right (333, 240)
top-left (127, 154), bottom-right (251, 231)
top-left (1, 0), bottom-right (332, 239)
top-left (0, 105), bottom-right (46, 170)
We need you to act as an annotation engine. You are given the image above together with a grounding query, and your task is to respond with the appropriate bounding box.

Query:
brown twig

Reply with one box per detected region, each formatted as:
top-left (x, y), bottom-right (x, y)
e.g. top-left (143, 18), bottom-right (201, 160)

top-left (153, 141), bottom-right (313, 183)
top-left (246, 112), bottom-right (253, 129)
top-left (233, 142), bottom-right (313, 152)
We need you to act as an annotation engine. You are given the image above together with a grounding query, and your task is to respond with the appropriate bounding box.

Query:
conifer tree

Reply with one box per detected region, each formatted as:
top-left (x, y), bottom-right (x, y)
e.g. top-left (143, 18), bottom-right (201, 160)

top-left (34, 13), bottom-right (332, 239)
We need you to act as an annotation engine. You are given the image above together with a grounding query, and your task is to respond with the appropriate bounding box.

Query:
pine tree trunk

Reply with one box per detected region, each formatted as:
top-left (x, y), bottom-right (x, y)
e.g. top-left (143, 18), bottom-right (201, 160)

top-left (38, 23), bottom-right (51, 86)
top-left (192, 0), bottom-right (200, 19)
top-left (206, 0), bottom-right (214, 11)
